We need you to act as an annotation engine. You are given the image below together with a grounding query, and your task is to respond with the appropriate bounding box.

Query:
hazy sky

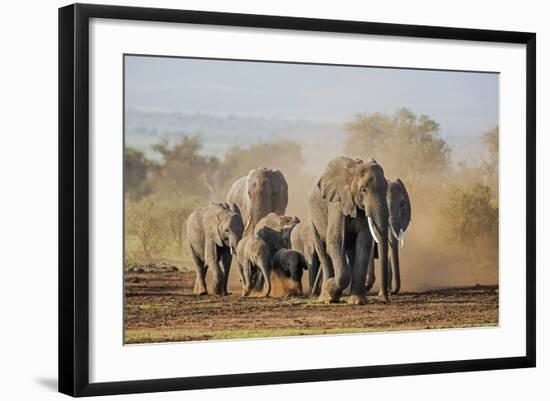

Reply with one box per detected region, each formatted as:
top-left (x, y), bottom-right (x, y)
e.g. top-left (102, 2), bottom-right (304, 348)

top-left (125, 55), bottom-right (499, 139)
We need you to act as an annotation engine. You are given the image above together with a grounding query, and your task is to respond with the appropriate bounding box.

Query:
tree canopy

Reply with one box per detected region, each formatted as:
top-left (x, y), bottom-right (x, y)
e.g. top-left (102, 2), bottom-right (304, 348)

top-left (344, 108), bottom-right (451, 181)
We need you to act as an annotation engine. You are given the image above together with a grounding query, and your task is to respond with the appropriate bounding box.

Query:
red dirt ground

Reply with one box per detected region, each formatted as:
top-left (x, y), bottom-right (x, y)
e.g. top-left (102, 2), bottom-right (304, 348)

top-left (124, 268), bottom-right (499, 344)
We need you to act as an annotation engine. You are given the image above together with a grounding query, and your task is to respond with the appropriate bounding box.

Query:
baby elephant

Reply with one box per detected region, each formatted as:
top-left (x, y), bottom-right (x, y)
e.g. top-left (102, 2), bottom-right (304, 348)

top-left (235, 235), bottom-right (272, 297)
top-left (271, 248), bottom-right (308, 297)
top-left (187, 202), bottom-right (244, 296)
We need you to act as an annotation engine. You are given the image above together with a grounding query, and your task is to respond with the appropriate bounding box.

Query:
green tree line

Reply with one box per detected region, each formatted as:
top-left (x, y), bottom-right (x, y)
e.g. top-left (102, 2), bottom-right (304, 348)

top-left (125, 108), bottom-right (498, 281)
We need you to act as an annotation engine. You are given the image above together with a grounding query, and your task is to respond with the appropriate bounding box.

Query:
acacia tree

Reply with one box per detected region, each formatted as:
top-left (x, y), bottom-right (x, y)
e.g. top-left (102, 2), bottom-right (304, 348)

top-left (343, 108), bottom-right (451, 183)
top-left (125, 196), bottom-right (170, 261)
top-left (150, 135), bottom-right (220, 201)
top-left (124, 147), bottom-right (151, 200)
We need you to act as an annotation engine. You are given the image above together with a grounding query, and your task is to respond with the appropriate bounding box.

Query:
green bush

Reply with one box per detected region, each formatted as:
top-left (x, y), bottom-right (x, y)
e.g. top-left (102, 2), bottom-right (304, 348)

top-left (125, 196), bottom-right (170, 262)
top-left (125, 194), bottom-right (204, 264)
top-left (439, 183), bottom-right (498, 266)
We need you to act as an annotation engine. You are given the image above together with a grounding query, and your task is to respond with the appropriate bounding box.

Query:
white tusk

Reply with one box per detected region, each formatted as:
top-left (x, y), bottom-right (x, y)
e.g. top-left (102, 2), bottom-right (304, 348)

top-left (389, 219), bottom-right (399, 241)
top-left (399, 229), bottom-right (405, 248)
top-left (367, 216), bottom-right (381, 244)
top-left (244, 217), bottom-right (252, 233)
top-left (230, 247), bottom-right (235, 256)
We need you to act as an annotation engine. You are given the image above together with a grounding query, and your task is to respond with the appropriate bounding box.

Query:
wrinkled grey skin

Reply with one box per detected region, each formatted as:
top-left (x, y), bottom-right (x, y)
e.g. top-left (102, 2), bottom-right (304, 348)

top-left (250, 212), bottom-right (300, 290)
top-left (290, 220), bottom-right (323, 296)
top-left (186, 202), bottom-right (244, 296)
top-left (226, 167), bottom-right (288, 235)
top-left (366, 179), bottom-right (411, 295)
top-left (308, 156), bottom-right (390, 305)
top-left (235, 235), bottom-right (272, 297)
top-left (272, 248), bottom-right (308, 296)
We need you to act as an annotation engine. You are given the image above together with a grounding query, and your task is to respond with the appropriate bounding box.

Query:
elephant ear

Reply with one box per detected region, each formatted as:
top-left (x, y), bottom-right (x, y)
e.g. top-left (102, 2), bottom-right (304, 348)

top-left (272, 250), bottom-right (285, 273)
top-left (317, 156), bottom-right (361, 217)
top-left (396, 178), bottom-right (411, 230)
top-left (271, 170), bottom-right (289, 215)
top-left (205, 206), bottom-right (224, 247)
top-left (228, 202), bottom-right (241, 217)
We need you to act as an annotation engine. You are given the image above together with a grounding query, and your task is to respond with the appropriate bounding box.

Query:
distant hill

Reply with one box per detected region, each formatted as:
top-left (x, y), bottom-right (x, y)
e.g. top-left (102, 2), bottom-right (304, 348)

top-left (125, 110), bottom-right (485, 174)
top-left (125, 110), bottom-right (345, 174)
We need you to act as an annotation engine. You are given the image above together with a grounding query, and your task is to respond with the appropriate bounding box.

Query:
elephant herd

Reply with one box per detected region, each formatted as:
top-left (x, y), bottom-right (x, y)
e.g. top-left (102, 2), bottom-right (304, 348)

top-left (186, 156), bottom-right (411, 304)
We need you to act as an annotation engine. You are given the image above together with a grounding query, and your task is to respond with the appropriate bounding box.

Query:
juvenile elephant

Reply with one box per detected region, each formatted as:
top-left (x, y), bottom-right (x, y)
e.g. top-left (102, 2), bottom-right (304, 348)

top-left (226, 167), bottom-right (288, 235)
top-left (290, 220), bottom-right (323, 296)
top-left (235, 234), bottom-right (272, 297)
top-left (249, 212), bottom-right (300, 290)
top-left (186, 202), bottom-right (244, 296)
top-left (366, 178), bottom-right (411, 295)
top-left (254, 212), bottom-right (301, 254)
top-left (271, 248), bottom-right (308, 297)
top-left (309, 156), bottom-right (390, 305)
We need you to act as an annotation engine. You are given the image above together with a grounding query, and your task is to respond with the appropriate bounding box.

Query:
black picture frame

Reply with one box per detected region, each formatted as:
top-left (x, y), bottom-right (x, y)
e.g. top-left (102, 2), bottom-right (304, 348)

top-left (59, 3), bottom-right (536, 397)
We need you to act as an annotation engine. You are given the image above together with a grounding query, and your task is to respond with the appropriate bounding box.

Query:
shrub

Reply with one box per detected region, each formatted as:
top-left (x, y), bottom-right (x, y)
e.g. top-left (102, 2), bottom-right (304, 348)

top-left (439, 183), bottom-right (498, 266)
top-left (125, 196), bottom-right (171, 262)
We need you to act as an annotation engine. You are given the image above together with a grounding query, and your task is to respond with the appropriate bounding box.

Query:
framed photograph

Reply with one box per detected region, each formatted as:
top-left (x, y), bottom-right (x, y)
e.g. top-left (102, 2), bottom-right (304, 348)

top-left (59, 3), bottom-right (536, 397)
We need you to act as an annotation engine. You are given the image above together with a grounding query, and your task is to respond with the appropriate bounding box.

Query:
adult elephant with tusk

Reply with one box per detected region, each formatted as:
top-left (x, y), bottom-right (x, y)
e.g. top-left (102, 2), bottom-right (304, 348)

top-left (309, 156), bottom-right (390, 305)
top-left (186, 202), bottom-right (244, 296)
top-left (366, 178), bottom-right (411, 295)
top-left (226, 167), bottom-right (289, 236)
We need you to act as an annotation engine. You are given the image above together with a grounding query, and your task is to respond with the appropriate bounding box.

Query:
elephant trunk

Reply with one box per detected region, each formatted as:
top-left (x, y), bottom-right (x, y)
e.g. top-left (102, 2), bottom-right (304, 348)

top-left (296, 280), bottom-right (304, 296)
top-left (229, 233), bottom-right (240, 255)
top-left (390, 237), bottom-right (401, 294)
top-left (369, 202), bottom-right (389, 303)
top-left (245, 199), bottom-right (272, 235)
top-left (261, 265), bottom-right (271, 297)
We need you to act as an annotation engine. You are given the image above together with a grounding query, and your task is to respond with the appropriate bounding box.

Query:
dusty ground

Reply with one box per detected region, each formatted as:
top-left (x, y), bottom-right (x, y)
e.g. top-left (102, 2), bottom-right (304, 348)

top-left (124, 267), bottom-right (499, 344)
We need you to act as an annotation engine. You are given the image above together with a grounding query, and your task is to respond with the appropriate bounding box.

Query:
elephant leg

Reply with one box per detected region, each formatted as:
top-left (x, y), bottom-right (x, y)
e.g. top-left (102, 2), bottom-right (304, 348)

top-left (204, 241), bottom-right (224, 296)
top-left (345, 247), bottom-right (355, 296)
top-left (242, 260), bottom-right (253, 296)
top-left (190, 246), bottom-right (207, 295)
top-left (258, 259), bottom-right (271, 297)
top-left (236, 259), bottom-right (247, 296)
top-left (312, 268), bottom-right (323, 296)
top-left (390, 241), bottom-right (401, 294)
top-left (310, 221), bottom-right (334, 283)
top-left (319, 207), bottom-right (349, 304)
top-left (365, 245), bottom-right (375, 292)
top-left (220, 251), bottom-right (232, 296)
top-left (252, 270), bottom-right (265, 292)
top-left (348, 230), bottom-right (370, 305)
top-left (307, 252), bottom-right (320, 296)
top-left (314, 236), bottom-right (334, 282)
top-left (308, 263), bottom-right (319, 294)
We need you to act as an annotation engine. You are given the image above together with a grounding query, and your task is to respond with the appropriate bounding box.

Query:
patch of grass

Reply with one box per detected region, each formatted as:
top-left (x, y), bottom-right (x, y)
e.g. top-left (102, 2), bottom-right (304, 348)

top-left (125, 327), bottom-right (368, 343)
top-left (127, 303), bottom-right (166, 311)
top-left (124, 322), bottom-right (498, 344)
